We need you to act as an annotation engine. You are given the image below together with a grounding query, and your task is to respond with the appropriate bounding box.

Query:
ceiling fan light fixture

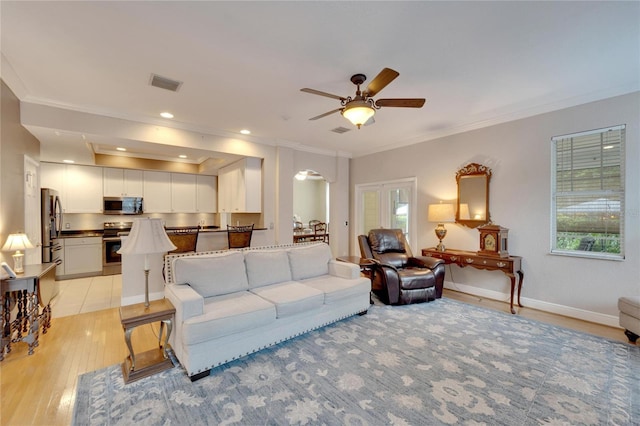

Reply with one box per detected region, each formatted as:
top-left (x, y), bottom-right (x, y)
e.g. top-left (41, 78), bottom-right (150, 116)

top-left (342, 101), bottom-right (375, 129)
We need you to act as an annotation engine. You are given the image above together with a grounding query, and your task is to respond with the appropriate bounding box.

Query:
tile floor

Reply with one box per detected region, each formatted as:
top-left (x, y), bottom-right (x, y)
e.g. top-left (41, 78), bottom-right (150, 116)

top-left (51, 274), bottom-right (122, 318)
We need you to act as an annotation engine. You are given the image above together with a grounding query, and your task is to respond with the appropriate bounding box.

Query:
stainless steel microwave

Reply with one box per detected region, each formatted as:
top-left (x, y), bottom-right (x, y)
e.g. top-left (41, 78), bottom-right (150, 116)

top-left (103, 197), bottom-right (144, 215)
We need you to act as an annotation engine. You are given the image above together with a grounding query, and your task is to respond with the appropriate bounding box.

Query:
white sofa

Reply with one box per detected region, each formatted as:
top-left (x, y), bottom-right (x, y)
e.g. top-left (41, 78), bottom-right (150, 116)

top-left (164, 243), bottom-right (371, 381)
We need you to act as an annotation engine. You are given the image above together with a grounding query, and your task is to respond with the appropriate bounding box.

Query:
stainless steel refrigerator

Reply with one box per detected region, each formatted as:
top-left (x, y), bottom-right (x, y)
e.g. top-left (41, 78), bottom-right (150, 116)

top-left (41, 188), bottom-right (63, 266)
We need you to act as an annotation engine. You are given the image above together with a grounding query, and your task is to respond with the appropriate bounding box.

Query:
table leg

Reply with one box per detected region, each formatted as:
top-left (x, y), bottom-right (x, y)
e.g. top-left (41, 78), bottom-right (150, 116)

top-left (507, 273), bottom-right (516, 314)
top-left (161, 319), bottom-right (172, 358)
top-left (517, 271), bottom-right (524, 307)
top-left (124, 326), bottom-right (136, 370)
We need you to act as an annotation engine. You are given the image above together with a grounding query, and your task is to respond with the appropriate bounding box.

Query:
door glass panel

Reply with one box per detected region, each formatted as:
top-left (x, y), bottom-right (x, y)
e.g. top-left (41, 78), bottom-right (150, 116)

top-left (361, 190), bottom-right (380, 235)
top-left (389, 188), bottom-right (410, 239)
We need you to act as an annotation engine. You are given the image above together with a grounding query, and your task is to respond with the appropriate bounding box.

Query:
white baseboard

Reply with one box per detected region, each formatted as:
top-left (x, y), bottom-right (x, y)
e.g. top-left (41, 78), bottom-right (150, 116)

top-left (443, 280), bottom-right (620, 329)
top-left (121, 290), bottom-right (165, 307)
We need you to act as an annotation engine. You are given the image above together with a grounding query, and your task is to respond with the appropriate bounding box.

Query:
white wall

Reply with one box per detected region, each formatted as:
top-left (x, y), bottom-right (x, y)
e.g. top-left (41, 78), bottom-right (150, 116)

top-left (351, 92), bottom-right (640, 325)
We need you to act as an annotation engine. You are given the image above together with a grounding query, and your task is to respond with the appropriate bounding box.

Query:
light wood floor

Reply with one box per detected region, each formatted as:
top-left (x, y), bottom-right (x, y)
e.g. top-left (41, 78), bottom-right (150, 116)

top-left (0, 289), bottom-right (631, 426)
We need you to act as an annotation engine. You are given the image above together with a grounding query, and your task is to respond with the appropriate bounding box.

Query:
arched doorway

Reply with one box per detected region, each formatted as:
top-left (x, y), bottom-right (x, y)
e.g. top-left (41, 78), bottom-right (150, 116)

top-left (293, 170), bottom-right (329, 242)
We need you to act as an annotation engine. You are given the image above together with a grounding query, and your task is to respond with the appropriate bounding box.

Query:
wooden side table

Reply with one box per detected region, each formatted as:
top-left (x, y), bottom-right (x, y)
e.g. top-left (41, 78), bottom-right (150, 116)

top-left (119, 298), bottom-right (176, 384)
top-left (1, 263), bottom-right (56, 360)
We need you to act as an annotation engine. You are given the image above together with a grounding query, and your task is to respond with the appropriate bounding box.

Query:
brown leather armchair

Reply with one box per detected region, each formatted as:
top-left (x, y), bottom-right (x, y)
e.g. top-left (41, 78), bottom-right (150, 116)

top-left (359, 229), bottom-right (445, 305)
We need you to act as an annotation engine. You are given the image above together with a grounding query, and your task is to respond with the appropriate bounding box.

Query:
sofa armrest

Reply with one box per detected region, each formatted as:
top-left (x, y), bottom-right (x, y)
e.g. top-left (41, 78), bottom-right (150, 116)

top-left (165, 283), bottom-right (204, 322)
top-left (328, 259), bottom-right (360, 279)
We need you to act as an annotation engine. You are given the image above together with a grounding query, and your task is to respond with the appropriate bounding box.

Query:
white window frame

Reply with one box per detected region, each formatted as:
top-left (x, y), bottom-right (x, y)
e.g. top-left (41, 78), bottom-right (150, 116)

top-left (550, 124), bottom-right (625, 260)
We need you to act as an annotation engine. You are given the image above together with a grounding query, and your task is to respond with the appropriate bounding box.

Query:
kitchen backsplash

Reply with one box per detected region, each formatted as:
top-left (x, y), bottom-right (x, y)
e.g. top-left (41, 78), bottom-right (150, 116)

top-left (62, 213), bottom-right (217, 231)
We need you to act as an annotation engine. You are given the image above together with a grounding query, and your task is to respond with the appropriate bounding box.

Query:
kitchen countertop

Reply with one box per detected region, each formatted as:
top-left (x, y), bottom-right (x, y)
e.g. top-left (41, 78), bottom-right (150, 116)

top-left (59, 226), bottom-right (265, 238)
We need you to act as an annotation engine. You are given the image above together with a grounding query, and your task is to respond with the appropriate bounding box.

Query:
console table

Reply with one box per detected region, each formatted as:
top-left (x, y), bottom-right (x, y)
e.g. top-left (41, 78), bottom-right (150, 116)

top-left (422, 248), bottom-right (524, 314)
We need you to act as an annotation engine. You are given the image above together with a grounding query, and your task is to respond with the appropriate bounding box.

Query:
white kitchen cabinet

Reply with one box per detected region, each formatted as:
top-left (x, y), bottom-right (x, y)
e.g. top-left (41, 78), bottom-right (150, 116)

top-left (103, 168), bottom-right (143, 197)
top-left (63, 237), bottom-right (102, 276)
top-left (41, 162), bottom-right (65, 193)
top-left (218, 157), bottom-right (262, 213)
top-left (171, 173), bottom-right (197, 212)
top-left (65, 165), bottom-right (103, 213)
top-left (196, 175), bottom-right (217, 213)
top-left (143, 171), bottom-right (172, 212)
top-left (42, 163), bottom-right (104, 213)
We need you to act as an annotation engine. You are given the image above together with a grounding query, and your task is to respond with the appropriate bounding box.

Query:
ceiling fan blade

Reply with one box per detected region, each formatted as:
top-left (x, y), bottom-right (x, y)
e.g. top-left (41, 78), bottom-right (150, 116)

top-left (309, 108), bottom-right (342, 121)
top-left (364, 116), bottom-right (375, 126)
top-left (364, 68), bottom-right (399, 97)
top-left (376, 98), bottom-right (426, 108)
top-left (300, 88), bottom-right (346, 101)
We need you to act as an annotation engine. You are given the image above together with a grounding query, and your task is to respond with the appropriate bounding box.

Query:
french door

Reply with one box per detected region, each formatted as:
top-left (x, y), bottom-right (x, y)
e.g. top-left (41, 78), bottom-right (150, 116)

top-left (355, 177), bottom-right (417, 247)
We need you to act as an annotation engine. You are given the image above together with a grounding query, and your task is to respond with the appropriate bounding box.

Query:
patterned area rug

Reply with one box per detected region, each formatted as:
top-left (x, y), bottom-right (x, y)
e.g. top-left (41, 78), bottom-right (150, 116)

top-left (73, 298), bottom-right (639, 425)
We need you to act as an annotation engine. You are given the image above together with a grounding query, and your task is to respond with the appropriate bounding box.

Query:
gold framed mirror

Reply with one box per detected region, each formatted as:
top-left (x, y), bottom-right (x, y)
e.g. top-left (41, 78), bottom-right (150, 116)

top-left (456, 163), bottom-right (492, 228)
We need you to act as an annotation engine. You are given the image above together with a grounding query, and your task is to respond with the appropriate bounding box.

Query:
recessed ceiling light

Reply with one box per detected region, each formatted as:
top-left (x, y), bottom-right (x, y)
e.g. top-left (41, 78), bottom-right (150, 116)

top-left (178, 154), bottom-right (187, 159)
top-left (240, 129), bottom-right (251, 135)
top-left (116, 147), bottom-right (127, 152)
top-left (63, 159), bottom-right (75, 164)
top-left (160, 112), bottom-right (174, 119)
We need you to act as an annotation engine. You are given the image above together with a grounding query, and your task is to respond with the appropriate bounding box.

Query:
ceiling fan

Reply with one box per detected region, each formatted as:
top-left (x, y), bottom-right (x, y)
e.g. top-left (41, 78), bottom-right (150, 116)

top-left (301, 68), bottom-right (425, 129)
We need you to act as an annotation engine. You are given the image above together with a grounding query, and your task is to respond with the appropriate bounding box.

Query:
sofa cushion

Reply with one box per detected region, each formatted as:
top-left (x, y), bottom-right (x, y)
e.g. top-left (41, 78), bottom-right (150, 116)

top-left (173, 251), bottom-right (248, 298)
top-left (245, 250), bottom-right (292, 289)
top-left (182, 291), bottom-right (276, 345)
top-left (301, 275), bottom-right (371, 305)
top-left (288, 243), bottom-right (332, 280)
top-left (250, 281), bottom-right (324, 318)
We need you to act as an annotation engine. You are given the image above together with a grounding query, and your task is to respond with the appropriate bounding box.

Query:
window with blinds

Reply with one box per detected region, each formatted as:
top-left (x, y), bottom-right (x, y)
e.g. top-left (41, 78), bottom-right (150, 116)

top-left (551, 125), bottom-right (625, 259)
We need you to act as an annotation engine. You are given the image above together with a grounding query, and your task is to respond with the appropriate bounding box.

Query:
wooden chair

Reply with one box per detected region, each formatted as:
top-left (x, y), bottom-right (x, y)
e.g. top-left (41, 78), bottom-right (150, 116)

top-left (227, 224), bottom-right (254, 249)
top-left (166, 227), bottom-right (199, 253)
top-left (311, 222), bottom-right (328, 243)
top-left (308, 219), bottom-right (321, 228)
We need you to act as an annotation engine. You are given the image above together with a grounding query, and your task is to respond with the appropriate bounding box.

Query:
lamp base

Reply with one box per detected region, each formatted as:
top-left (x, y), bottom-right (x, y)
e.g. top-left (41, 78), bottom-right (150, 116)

top-left (12, 252), bottom-right (25, 273)
top-left (144, 269), bottom-right (150, 308)
top-left (434, 224), bottom-right (448, 253)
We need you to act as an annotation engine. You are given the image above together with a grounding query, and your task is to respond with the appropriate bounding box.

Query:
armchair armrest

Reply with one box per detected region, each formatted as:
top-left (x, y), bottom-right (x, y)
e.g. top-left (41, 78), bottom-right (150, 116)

top-left (370, 261), bottom-right (402, 304)
top-left (409, 256), bottom-right (445, 270)
top-left (328, 259), bottom-right (360, 279)
top-left (165, 283), bottom-right (204, 323)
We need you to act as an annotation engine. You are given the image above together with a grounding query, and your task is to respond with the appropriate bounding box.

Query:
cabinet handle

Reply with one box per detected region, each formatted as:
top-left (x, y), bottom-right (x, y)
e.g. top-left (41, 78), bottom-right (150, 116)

top-left (450, 256), bottom-right (458, 261)
top-left (465, 258), bottom-right (474, 264)
top-left (482, 260), bottom-right (487, 264)
top-left (497, 262), bottom-right (507, 268)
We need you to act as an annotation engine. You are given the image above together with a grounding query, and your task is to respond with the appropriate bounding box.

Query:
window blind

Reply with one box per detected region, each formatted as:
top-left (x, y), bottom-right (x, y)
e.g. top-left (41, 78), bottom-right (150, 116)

top-left (551, 125), bottom-right (625, 259)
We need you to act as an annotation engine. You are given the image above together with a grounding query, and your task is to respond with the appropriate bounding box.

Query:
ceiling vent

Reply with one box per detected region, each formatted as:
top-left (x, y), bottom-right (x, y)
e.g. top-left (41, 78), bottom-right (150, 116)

top-left (331, 126), bottom-right (351, 134)
top-left (149, 74), bottom-right (183, 92)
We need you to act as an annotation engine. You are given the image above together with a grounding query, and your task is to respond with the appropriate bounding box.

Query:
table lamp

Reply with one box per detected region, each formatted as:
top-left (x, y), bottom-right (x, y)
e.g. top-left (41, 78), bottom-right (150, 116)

top-left (2, 233), bottom-right (34, 273)
top-left (117, 218), bottom-right (176, 307)
top-left (427, 203), bottom-right (455, 252)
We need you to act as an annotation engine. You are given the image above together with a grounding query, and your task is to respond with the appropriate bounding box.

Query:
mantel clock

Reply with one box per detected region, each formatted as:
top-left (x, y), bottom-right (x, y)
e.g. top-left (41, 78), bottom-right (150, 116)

top-left (478, 224), bottom-right (509, 258)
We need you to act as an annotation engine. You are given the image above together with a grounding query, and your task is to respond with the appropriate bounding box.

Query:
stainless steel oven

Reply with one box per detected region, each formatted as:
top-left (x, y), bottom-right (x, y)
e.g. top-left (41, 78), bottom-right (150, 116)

top-left (102, 222), bottom-right (132, 275)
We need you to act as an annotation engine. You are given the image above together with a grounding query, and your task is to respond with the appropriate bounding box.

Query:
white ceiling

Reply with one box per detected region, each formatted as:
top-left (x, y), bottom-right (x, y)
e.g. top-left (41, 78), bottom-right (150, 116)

top-left (1, 1), bottom-right (639, 163)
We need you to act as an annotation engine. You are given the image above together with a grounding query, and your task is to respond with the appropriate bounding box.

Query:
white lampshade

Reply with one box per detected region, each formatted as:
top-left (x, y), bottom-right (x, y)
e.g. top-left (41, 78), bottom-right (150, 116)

top-left (2, 233), bottom-right (34, 273)
top-left (428, 203), bottom-right (455, 223)
top-left (118, 218), bottom-right (176, 256)
top-left (2, 233), bottom-right (34, 252)
top-left (342, 101), bottom-right (375, 129)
